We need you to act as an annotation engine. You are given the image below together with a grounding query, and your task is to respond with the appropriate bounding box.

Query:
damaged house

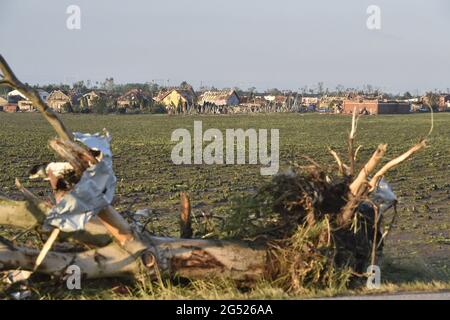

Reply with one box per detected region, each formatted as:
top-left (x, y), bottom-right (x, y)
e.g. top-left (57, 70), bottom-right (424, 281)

top-left (2, 103), bottom-right (19, 113)
top-left (196, 90), bottom-right (240, 114)
top-left (301, 95), bottom-right (320, 106)
top-left (79, 90), bottom-right (108, 111)
top-left (117, 89), bottom-right (149, 112)
top-left (7, 89), bottom-right (29, 104)
top-left (6, 89), bottom-right (49, 112)
top-left (47, 90), bottom-right (74, 113)
top-left (153, 87), bottom-right (196, 114)
top-left (198, 90), bottom-right (240, 107)
top-left (262, 95), bottom-right (293, 112)
top-left (439, 94), bottom-right (450, 112)
top-left (319, 96), bottom-right (344, 111)
top-left (237, 96), bottom-right (268, 113)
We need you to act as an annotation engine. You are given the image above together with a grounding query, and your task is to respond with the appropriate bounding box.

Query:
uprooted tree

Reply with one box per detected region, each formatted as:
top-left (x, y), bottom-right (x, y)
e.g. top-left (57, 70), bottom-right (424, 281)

top-left (0, 54), bottom-right (429, 292)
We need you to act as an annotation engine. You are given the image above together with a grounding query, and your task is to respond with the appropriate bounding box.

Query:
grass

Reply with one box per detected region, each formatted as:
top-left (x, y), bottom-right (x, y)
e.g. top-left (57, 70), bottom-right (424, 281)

top-left (0, 112), bottom-right (449, 299)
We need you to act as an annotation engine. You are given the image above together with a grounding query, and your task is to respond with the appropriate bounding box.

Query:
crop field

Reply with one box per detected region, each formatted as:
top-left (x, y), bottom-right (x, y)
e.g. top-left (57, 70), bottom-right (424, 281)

top-left (0, 112), bottom-right (449, 299)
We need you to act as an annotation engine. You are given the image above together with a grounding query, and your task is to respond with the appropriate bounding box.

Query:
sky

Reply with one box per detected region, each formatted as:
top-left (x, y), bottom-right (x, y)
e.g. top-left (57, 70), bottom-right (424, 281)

top-left (0, 0), bottom-right (449, 93)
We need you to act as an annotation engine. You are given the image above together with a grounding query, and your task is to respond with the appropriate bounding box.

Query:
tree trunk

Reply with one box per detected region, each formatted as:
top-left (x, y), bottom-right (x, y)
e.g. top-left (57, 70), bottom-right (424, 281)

top-left (0, 196), bottom-right (267, 281)
top-left (0, 234), bottom-right (268, 282)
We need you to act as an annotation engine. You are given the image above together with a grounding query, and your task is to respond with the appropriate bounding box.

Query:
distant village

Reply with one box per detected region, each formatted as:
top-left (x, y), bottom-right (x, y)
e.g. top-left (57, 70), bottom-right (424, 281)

top-left (0, 80), bottom-right (449, 115)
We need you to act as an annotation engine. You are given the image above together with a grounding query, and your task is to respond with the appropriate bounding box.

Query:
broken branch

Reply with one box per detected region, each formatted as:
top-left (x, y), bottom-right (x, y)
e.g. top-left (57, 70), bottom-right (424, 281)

top-left (180, 192), bottom-right (193, 239)
top-left (0, 242), bottom-right (140, 279)
top-left (348, 109), bottom-right (359, 176)
top-left (349, 144), bottom-right (387, 196)
top-left (368, 140), bottom-right (427, 191)
top-left (329, 148), bottom-right (349, 176)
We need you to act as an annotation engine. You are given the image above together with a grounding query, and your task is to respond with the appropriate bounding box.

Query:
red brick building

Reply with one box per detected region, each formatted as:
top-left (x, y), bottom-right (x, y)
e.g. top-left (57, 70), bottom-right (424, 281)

top-left (3, 103), bottom-right (19, 113)
top-left (343, 100), bottom-right (410, 115)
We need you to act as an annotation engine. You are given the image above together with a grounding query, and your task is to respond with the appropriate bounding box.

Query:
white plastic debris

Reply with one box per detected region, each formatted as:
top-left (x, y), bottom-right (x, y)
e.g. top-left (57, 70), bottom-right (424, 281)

top-left (371, 177), bottom-right (397, 214)
top-left (10, 288), bottom-right (32, 300)
top-left (135, 208), bottom-right (150, 217)
top-left (73, 130), bottom-right (113, 160)
top-left (45, 131), bottom-right (116, 232)
top-left (130, 209), bottom-right (151, 231)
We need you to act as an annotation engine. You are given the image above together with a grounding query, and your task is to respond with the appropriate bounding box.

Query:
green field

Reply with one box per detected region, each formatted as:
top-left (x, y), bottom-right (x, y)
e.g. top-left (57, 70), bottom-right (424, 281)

top-left (0, 112), bottom-right (449, 299)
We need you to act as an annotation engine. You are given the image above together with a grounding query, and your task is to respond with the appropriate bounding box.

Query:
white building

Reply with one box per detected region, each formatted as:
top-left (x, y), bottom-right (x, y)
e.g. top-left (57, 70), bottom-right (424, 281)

top-left (8, 89), bottom-right (49, 102)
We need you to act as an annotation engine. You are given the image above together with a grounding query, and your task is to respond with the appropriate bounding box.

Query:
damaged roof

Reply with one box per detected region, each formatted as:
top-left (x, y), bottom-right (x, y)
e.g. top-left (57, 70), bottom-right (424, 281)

top-left (198, 90), bottom-right (239, 105)
top-left (117, 89), bottom-right (149, 102)
top-left (154, 87), bottom-right (196, 102)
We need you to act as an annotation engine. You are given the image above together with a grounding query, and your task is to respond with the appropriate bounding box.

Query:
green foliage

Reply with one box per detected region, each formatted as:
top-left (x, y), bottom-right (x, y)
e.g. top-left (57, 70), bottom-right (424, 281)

top-left (72, 81), bottom-right (88, 93)
top-left (221, 193), bottom-right (276, 239)
top-left (148, 103), bottom-right (166, 114)
top-left (59, 102), bottom-right (73, 113)
top-left (37, 84), bottom-right (71, 93)
top-left (269, 220), bottom-right (353, 292)
top-left (114, 83), bottom-right (152, 96)
top-left (403, 91), bottom-right (413, 100)
top-left (179, 81), bottom-right (191, 89)
top-left (265, 88), bottom-right (282, 96)
top-left (91, 96), bottom-right (110, 114)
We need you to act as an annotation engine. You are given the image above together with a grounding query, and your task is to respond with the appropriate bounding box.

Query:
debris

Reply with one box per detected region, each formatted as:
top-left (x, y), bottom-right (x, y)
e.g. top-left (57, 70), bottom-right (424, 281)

top-left (371, 177), bottom-right (397, 214)
top-left (129, 208), bottom-right (151, 230)
top-left (135, 209), bottom-right (150, 217)
top-left (10, 286), bottom-right (32, 300)
top-left (4, 270), bottom-right (32, 284)
top-left (33, 228), bottom-right (61, 271)
top-left (45, 131), bottom-right (116, 232)
top-left (29, 162), bottom-right (74, 181)
top-left (180, 192), bottom-right (192, 238)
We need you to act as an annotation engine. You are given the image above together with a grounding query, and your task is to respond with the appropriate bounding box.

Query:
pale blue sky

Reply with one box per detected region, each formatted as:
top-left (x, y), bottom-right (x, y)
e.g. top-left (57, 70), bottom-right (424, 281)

top-left (0, 0), bottom-right (449, 93)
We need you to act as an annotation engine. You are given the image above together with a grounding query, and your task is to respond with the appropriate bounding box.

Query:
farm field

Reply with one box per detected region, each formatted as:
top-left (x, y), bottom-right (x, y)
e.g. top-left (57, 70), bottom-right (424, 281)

top-left (0, 112), bottom-right (449, 299)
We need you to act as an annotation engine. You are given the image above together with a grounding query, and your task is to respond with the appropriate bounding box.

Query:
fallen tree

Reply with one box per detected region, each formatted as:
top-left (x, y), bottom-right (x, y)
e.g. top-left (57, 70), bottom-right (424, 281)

top-left (0, 54), bottom-right (429, 292)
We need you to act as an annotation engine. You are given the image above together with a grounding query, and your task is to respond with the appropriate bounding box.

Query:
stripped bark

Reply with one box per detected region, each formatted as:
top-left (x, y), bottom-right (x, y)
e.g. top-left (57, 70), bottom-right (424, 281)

top-left (348, 110), bottom-right (359, 176)
top-left (0, 235), bottom-right (267, 281)
top-left (329, 148), bottom-right (349, 176)
top-left (0, 242), bottom-right (140, 279)
top-left (180, 192), bottom-right (193, 239)
top-left (340, 140), bottom-right (427, 226)
top-left (349, 144), bottom-right (387, 195)
top-left (368, 140), bottom-right (427, 191)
